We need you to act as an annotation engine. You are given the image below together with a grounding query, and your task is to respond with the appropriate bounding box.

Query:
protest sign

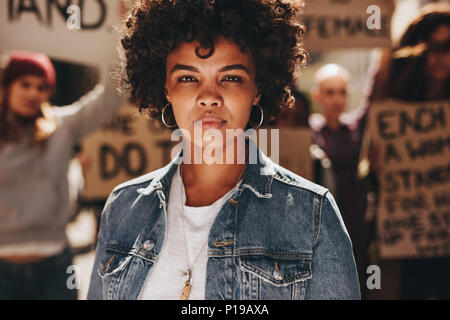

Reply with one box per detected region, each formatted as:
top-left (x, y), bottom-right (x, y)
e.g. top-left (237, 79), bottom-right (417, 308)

top-left (302, 0), bottom-right (394, 51)
top-left (367, 100), bottom-right (450, 259)
top-left (81, 103), bottom-right (174, 201)
top-left (278, 128), bottom-right (313, 181)
top-left (0, 0), bottom-right (122, 66)
top-left (260, 128), bottom-right (313, 181)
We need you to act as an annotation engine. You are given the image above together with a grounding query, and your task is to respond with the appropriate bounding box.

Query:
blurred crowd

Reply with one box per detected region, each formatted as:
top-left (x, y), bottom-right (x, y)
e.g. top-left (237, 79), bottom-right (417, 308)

top-left (0, 1), bottom-right (449, 300)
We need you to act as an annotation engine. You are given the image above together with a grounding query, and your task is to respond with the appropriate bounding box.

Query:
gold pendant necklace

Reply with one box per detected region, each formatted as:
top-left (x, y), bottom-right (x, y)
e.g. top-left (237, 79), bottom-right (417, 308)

top-left (178, 163), bottom-right (246, 300)
top-left (180, 270), bottom-right (191, 300)
top-left (179, 221), bottom-right (208, 300)
top-left (179, 165), bottom-right (209, 300)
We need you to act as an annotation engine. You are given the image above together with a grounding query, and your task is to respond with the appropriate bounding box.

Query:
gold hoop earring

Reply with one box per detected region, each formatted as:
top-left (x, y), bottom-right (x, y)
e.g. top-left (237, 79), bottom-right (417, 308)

top-left (161, 103), bottom-right (177, 128)
top-left (249, 104), bottom-right (264, 128)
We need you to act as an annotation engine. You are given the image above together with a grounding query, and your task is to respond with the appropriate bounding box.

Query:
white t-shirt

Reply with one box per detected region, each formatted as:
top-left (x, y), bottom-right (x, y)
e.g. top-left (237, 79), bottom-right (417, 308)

top-left (140, 166), bottom-right (241, 300)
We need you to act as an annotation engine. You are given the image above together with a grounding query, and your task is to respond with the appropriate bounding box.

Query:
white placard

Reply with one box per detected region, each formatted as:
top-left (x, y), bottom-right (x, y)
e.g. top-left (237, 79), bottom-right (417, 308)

top-left (302, 0), bottom-right (394, 51)
top-left (81, 103), bottom-right (174, 201)
top-left (0, 0), bottom-right (122, 66)
top-left (367, 99), bottom-right (450, 259)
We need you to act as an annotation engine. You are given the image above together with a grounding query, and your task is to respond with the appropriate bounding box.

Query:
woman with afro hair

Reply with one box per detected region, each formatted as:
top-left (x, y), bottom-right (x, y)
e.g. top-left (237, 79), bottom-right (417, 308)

top-left (88, 0), bottom-right (360, 300)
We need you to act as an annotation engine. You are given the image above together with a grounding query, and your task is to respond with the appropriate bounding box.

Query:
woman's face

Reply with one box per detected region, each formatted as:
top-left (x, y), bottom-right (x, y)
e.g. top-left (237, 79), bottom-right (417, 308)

top-left (7, 75), bottom-right (51, 118)
top-left (165, 37), bottom-right (260, 149)
top-left (426, 24), bottom-right (450, 82)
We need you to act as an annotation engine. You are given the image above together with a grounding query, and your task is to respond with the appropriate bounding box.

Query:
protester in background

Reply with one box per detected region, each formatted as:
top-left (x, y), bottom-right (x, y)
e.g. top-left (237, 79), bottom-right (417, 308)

top-left (309, 63), bottom-right (370, 298)
top-left (364, 4), bottom-right (450, 299)
top-left (88, 0), bottom-right (360, 300)
top-left (370, 5), bottom-right (449, 102)
top-left (0, 51), bottom-right (125, 299)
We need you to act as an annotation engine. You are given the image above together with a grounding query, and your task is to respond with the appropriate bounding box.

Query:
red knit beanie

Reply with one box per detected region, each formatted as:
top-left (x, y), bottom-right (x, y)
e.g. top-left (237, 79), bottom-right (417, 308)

top-left (1, 51), bottom-right (56, 94)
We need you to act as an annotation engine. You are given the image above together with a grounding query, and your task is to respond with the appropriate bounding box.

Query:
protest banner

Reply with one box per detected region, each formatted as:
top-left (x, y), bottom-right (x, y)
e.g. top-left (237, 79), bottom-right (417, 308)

top-left (278, 128), bottom-right (313, 181)
top-left (0, 0), bottom-right (122, 66)
top-left (367, 100), bottom-right (450, 259)
top-left (260, 128), bottom-right (313, 181)
top-left (81, 103), bottom-right (174, 201)
top-left (302, 0), bottom-right (394, 51)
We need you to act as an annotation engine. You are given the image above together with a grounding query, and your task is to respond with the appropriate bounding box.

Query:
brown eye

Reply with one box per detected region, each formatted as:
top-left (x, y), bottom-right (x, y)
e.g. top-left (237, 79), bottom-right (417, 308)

top-left (21, 81), bottom-right (31, 89)
top-left (178, 76), bottom-right (198, 83)
top-left (38, 84), bottom-right (49, 92)
top-left (222, 76), bottom-right (242, 82)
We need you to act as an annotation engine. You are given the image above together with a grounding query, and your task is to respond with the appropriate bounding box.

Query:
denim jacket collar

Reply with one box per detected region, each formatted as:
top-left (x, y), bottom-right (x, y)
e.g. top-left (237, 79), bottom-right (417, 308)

top-left (136, 139), bottom-right (275, 199)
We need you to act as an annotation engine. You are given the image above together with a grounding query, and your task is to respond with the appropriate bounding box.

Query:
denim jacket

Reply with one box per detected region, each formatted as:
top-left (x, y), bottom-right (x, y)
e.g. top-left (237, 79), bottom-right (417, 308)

top-left (87, 145), bottom-right (361, 300)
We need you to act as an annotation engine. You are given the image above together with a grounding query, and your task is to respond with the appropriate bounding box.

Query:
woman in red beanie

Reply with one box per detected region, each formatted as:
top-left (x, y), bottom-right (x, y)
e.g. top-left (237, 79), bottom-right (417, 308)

top-left (0, 52), bottom-right (57, 145)
top-left (0, 51), bottom-right (125, 299)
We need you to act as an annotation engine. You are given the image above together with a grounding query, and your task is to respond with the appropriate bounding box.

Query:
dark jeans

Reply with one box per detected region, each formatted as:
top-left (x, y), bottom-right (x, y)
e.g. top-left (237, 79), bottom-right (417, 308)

top-left (0, 248), bottom-right (78, 300)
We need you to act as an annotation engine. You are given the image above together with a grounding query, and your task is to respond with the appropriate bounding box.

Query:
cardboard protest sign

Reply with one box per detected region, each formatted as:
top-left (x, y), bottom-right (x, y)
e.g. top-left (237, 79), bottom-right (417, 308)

top-left (81, 103), bottom-right (174, 201)
top-left (259, 128), bottom-right (313, 181)
top-left (367, 100), bottom-right (450, 259)
top-left (302, 0), bottom-right (394, 51)
top-left (0, 0), bottom-right (122, 66)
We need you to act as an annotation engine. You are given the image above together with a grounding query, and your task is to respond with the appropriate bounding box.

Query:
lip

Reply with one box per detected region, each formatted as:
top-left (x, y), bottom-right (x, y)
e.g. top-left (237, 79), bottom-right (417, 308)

top-left (24, 101), bottom-right (40, 110)
top-left (194, 115), bottom-right (227, 129)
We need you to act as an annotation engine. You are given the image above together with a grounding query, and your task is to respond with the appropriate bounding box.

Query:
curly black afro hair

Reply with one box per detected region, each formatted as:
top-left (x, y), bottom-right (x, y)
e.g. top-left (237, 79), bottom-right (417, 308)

top-left (118, 0), bottom-right (307, 128)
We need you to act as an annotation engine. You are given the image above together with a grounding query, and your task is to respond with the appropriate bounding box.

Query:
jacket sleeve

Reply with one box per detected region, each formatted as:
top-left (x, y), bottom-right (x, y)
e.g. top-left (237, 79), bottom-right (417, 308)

top-left (52, 70), bottom-right (127, 144)
top-left (87, 191), bottom-right (116, 300)
top-left (305, 192), bottom-right (361, 300)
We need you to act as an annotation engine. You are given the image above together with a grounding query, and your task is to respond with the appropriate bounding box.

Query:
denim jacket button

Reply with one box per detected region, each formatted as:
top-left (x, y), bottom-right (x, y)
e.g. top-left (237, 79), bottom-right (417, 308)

top-left (143, 240), bottom-right (154, 250)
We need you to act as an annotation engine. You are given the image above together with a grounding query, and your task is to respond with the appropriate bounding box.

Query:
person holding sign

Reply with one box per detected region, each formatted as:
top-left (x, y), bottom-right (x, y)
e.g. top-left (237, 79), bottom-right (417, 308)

top-left (0, 51), bottom-right (126, 299)
top-left (309, 63), bottom-right (370, 298)
top-left (88, 0), bottom-right (360, 300)
top-left (362, 3), bottom-right (450, 299)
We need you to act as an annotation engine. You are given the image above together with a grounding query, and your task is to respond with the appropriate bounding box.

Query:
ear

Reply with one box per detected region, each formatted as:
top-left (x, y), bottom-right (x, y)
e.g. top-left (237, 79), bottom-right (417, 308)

top-left (253, 89), bottom-right (261, 105)
top-left (164, 88), bottom-right (171, 102)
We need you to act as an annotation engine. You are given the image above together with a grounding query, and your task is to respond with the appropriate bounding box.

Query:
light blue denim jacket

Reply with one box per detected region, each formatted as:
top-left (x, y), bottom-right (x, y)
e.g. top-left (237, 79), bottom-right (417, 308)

top-left (87, 144), bottom-right (361, 300)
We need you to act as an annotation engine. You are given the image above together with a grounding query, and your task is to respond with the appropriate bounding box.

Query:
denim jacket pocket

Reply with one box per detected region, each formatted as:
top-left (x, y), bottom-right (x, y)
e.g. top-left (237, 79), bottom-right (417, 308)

top-left (97, 244), bottom-right (134, 299)
top-left (98, 245), bottom-right (134, 276)
top-left (239, 255), bottom-right (312, 300)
